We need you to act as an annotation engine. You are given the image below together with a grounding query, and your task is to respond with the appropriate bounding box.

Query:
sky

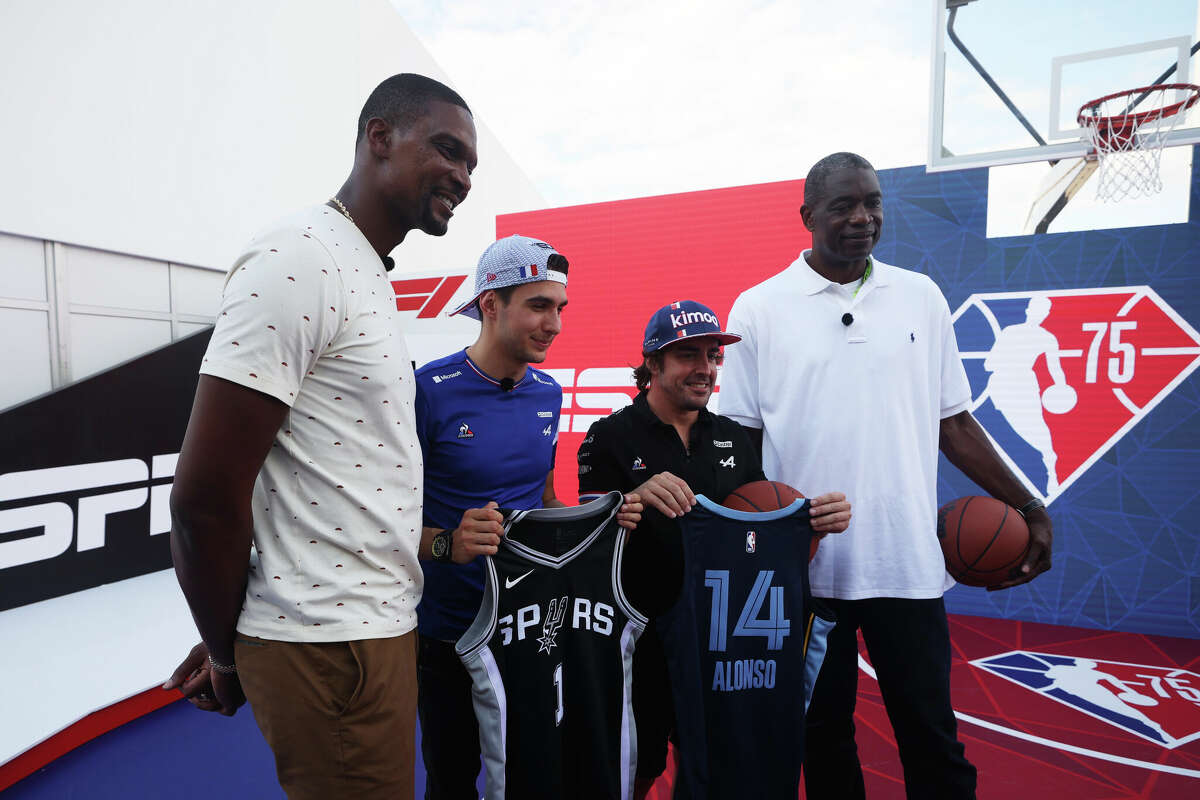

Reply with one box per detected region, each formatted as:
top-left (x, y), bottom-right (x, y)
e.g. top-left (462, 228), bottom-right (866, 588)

top-left (392, 0), bottom-right (1198, 229)
top-left (391, 0), bottom-right (930, 208)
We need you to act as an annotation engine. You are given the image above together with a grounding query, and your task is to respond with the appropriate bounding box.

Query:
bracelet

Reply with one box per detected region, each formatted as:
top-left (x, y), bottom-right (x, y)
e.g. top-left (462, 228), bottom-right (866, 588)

top-left (1017, 498), bottom-right (1045, 518)
top-left (208, 653), bottom-right (238, 675)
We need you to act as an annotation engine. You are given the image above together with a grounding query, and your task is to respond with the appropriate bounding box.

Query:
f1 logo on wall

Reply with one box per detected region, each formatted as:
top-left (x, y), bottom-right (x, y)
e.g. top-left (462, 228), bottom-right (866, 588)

top-left (952, 287), bottom-right (1200, 503)
top-left (392, 275), bottom-right (468, 318)
top-left (974, 651), bottom-right (1200, 749)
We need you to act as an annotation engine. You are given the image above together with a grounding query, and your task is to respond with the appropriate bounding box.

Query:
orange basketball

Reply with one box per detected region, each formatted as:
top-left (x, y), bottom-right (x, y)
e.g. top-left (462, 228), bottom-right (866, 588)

top-left (724, 480), bottom-right (823, 561)
top-left (937, 496), bottom-right (1030, 587)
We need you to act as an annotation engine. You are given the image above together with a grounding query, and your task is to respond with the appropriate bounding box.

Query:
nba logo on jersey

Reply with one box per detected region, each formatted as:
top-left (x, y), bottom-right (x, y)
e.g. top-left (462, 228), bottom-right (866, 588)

top-left (973, 651), bottom-right (1200, 748)
top-left (745, 531), bottom-right (756, 553)
top-left (952, 287), bottom-right (1200, 503)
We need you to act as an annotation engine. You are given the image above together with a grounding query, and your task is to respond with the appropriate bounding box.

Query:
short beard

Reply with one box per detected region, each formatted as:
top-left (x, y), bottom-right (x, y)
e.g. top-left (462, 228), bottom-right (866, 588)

top-left (678, 388), bottom-right (712, 411)
top-left (419, 211), bottom-right (449, 237)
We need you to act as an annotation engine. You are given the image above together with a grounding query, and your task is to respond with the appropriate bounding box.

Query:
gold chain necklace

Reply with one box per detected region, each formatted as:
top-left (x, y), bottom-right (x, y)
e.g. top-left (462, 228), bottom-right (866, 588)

top-left (330, 196), bottom-right (354, 226)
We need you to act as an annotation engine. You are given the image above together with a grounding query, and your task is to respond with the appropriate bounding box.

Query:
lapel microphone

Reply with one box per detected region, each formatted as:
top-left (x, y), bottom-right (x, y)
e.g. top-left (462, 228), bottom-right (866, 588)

top-left (499, 377), bottom-right (515, 392)
top-left (842, 313), bottom-right (854, 326)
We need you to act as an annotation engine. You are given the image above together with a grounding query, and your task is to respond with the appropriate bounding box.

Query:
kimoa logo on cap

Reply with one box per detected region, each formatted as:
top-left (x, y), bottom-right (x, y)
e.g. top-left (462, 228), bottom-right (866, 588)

top-left (670, 309), bottom-right (717, 328)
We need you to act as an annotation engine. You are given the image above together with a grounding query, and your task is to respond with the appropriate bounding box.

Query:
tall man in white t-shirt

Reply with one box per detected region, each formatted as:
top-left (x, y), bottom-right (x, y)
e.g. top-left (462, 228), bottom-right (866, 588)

top-left (720, 152), bottom-right (1053, 799)
top-left (164, 74), bottom-right (478, 798)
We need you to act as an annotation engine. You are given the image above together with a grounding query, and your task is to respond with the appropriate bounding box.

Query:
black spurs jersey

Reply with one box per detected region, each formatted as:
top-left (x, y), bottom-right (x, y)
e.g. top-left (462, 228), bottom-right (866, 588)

top-left (657, 495), bottom-right (834, 800)
top-left (455, 492), bottom-right (648, 800)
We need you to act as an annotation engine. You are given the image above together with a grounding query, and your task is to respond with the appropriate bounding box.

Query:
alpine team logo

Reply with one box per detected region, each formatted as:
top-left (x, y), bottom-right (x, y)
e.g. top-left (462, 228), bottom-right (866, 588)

top-left (953, 287), bottom-right (1200, 503)
top-left (973, 651), bottom-right (1200, 748)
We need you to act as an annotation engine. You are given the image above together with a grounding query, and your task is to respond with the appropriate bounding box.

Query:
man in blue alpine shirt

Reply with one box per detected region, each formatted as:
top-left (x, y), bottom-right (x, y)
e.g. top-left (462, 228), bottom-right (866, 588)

top-left (413, 234), bottom-right (639, 798)
top-left (719, 152), bottom-right (1054, 799)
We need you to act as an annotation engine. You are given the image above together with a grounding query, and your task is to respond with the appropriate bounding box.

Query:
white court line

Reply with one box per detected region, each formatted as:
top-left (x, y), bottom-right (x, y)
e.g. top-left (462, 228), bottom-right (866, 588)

top-left (856, 655), bottom-right (1200, 779)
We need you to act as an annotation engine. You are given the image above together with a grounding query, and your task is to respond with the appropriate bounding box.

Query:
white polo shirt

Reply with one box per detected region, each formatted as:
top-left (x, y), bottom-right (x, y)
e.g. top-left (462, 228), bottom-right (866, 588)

top-left (720, 251), bottom-right (971, 600)
top-left (200, 205), bottom-right (424, 642)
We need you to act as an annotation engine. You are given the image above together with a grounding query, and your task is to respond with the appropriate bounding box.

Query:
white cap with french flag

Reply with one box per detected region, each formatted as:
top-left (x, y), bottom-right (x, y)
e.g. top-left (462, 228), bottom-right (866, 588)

top-left (450, 234), bottom-right (569, 320)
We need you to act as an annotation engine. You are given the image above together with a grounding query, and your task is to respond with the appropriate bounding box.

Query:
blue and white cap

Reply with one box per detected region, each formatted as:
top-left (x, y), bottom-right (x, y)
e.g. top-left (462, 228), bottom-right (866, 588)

top-left (449, 234), bottom-right (569, 319)
top-left (642, 300), bottom-right (742, 354)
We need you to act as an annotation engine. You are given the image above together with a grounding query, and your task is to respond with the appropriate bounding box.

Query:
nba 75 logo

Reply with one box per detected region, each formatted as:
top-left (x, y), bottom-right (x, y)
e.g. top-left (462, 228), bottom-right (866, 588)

top-left (973, 651), bottom-right (1200, 748)
top-left (952, 287), bottom-right (1200, 503)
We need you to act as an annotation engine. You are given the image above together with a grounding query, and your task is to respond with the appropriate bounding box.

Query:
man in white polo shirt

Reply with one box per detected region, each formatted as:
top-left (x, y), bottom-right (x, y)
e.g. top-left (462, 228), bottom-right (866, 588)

top-left (720, 152), bottom-right (1053, 800)
top-left (164, 74), bottom-right (477, 798)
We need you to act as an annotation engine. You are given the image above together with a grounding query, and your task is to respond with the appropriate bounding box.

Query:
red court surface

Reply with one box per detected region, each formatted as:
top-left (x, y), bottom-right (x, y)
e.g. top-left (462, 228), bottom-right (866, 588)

top-left (645, 614), bottom-right (1200, 800)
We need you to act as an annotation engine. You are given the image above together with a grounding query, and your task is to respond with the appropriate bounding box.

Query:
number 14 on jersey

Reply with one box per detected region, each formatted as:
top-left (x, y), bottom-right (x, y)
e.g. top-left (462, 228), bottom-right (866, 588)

top-left (704, 569), bottom-right (790, 651)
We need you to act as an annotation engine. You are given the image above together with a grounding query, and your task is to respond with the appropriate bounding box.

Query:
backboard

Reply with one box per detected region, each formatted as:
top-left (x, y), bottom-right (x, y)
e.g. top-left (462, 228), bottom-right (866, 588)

top-left (929, 0), bottom-right (1200, 172)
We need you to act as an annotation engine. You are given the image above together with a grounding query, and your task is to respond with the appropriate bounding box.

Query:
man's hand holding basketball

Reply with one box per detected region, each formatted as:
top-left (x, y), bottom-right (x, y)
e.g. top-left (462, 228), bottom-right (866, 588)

top-left (988, 507), bottom-right (1053, 592)
top-left (632, 472), bottom-right (696, 519)
top-left (809, 491), bottom-right (851, 534)
top-left (452, 501), bottom-right (505, 563)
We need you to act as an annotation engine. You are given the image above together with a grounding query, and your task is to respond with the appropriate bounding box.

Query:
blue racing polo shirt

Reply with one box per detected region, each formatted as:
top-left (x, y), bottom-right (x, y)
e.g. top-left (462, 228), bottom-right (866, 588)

top-left (415, 349), bottom-right (562, 640)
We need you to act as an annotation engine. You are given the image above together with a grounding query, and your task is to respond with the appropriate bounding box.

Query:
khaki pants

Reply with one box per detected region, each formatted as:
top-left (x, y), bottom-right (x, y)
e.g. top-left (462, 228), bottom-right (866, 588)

top-left (235, 631), bottom-right (417, 800)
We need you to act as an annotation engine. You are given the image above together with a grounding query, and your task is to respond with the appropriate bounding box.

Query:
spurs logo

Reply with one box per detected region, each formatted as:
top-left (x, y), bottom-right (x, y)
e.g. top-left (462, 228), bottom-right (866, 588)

top-left (537, 595), bottom-right (569, 654)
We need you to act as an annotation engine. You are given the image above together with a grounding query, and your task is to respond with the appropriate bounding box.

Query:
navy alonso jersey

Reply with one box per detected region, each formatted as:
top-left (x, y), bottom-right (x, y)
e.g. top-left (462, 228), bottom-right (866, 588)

top-left (657, 496), bottom-right (833, 800)
top-left (456, 492), bottom-right (647, 800)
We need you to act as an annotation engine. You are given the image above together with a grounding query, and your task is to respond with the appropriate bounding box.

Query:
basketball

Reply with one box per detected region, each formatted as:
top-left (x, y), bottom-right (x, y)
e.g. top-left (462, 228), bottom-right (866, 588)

top-left (1041, 383), bottom-right (1077, 414)
top-left (936, 496), bottom-right (1030, 587)
top-left (724, 480), bottom-right (823, 561)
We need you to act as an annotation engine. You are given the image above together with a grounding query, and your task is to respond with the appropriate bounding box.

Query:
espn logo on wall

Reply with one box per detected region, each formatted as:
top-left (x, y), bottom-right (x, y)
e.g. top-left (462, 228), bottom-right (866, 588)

top-left (0, 456), bottom-right (177, 571)
top-left (0, 330), bottom-right (207, 611)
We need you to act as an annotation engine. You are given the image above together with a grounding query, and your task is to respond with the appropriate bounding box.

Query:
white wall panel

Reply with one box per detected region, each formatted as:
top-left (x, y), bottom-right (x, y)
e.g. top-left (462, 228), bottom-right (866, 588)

top-left (0, 0), bottom-right (542, 276)
top-left (0, 308), bottom-right (51, 409)
top-left (69, 315), bottom-right (171, 381)
top-left (171, 265), bottom-right (225, 318)
top-left (66, 247), bottom-right (170, 313)
top-left (0, 233), bottom-right (47, 301)
top-left (177, 321), bottom-right (213, 337)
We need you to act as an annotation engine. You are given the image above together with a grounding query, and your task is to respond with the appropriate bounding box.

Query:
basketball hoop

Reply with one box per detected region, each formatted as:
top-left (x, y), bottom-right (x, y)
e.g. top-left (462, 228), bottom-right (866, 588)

top-left (1077, 83), bottom-right (1200, 202)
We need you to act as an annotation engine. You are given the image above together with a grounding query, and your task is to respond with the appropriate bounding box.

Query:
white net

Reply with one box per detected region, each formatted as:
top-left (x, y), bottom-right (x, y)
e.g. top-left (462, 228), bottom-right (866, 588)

top-left (1078, 83), bottom-right (1200, 202)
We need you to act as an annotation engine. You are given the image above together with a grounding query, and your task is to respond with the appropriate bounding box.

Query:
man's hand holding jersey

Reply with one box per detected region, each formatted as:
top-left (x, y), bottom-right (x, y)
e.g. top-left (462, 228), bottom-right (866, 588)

top-left (615, 494), bottom-right (644, 530)
top-left (448, 502), bottom-right (505, 563)
top-left (629, 471), bottom-right (696, 519)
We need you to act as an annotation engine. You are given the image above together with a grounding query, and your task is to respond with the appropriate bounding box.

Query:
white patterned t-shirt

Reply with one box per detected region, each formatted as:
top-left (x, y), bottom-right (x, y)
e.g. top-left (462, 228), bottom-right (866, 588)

top-left (200, 204), bottom-right (423, 642)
